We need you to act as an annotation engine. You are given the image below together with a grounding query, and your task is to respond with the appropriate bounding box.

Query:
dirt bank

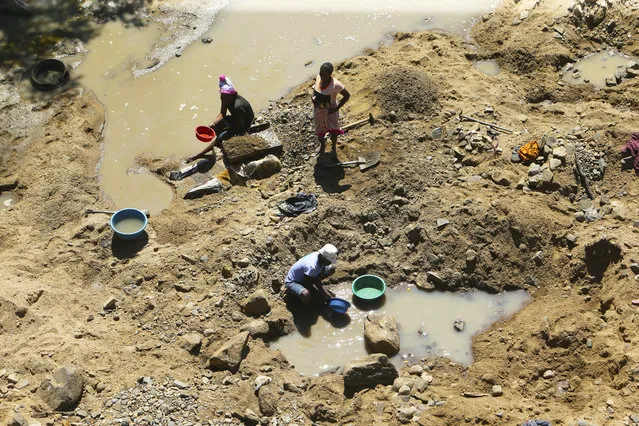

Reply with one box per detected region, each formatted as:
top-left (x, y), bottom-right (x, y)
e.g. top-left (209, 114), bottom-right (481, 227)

top-left (1, 0), bottom-right (639, 424)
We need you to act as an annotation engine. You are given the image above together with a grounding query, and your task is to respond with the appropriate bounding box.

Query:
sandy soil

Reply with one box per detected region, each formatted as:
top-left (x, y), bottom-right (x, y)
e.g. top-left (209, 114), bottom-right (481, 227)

top-left (1, 0), bottom-right (639, 424)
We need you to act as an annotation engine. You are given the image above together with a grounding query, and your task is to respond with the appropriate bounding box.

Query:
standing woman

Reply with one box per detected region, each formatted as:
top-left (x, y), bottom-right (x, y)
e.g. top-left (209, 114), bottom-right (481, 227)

top-left (312, 62), bottom-right (350, 156)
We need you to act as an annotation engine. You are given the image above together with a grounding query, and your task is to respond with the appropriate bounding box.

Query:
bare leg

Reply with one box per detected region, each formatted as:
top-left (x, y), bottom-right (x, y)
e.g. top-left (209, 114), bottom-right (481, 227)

top-left (317, 135), bottom-right (326, 156)
top-left (330, 133), bottom-right (338, 153)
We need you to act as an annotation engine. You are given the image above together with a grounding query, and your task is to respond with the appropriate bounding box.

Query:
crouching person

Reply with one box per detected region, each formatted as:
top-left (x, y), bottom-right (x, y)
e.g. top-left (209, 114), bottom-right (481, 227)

top-left (285, 244), bottom-right (338, 304)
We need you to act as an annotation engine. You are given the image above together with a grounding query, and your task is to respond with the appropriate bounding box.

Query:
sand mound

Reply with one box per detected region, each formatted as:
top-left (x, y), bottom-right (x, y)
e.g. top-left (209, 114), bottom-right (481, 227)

top-left (376, 66), bottom-right (437, 116)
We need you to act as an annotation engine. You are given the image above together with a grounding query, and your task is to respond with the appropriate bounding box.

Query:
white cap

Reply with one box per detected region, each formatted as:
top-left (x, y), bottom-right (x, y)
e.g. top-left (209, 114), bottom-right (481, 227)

top-left (318, 244), bottom-right (338, 265)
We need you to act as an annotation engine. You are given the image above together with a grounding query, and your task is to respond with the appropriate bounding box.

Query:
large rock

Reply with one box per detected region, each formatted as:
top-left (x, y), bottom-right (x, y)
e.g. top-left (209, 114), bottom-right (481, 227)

top-left (343, 354), bottom-right (398, 391)
top-left (242, 289), bottom-right (271, 317)
top-left (38, 365), bottom-right (84, 411)
top-left (364, 314), bottom-right (400, 356)
top-left (208, 331), bottom-right (250, 371)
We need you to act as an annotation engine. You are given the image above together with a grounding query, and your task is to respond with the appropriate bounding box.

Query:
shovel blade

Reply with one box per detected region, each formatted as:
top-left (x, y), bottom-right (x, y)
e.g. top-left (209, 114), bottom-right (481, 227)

top-left (357, 151), bottom-right (380, 171)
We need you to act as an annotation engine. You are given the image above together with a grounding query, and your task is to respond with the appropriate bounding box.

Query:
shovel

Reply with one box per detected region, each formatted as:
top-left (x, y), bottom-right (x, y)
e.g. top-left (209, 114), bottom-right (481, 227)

top-left (325, 151), bottom-right (380, 171)
top-left (85, 208), bottom-right (151, 218)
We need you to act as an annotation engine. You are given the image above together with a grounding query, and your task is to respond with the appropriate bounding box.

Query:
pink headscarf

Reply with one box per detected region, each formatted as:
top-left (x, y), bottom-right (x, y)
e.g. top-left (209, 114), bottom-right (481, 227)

top-left (219, 75), bottom-right (237, 95)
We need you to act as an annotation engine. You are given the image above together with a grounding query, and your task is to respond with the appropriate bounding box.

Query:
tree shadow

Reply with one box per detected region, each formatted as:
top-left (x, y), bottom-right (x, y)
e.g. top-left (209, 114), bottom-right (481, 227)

top-left (0, 0), bottom-right (148, 68)
top-left (313, 152), bottom-right (351, 194)
top-left (111, 231), bottom-right (148, 259)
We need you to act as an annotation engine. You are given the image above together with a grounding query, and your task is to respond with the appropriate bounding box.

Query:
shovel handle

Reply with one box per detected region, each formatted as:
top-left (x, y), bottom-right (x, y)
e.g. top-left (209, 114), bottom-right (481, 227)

top-left (85, 208), bottom-right (151, 217)
top-left (325, 160), bottom-right (361, 167)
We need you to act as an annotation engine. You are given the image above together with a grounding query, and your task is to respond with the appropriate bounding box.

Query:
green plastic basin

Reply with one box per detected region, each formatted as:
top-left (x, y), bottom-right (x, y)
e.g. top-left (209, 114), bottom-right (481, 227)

top-left (352, 275), bottom-right (386, 300)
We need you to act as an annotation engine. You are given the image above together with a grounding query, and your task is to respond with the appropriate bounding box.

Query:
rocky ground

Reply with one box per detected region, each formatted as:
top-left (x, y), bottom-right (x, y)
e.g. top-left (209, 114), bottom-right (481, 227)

top-left (2, 0), bottom-right (639, 425)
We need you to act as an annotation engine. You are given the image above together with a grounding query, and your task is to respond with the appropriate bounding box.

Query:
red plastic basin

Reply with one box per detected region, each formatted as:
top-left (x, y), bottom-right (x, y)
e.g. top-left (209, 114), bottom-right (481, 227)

top-left (196, 126), bottom-right (216, 142)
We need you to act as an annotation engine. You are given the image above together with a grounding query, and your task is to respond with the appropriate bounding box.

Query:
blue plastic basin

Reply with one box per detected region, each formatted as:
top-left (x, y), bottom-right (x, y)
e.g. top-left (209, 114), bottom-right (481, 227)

top-left (110, 208), bottom-right (148, 240)
top-left (328, 297), bottom-right (351, 314)
top-left (352, 275), bottom-right (386, 300)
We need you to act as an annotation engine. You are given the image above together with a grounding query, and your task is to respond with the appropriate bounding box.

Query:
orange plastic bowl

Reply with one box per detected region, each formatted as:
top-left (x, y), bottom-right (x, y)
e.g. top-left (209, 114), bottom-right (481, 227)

top-left (196, 126), bottom-right (216, 142)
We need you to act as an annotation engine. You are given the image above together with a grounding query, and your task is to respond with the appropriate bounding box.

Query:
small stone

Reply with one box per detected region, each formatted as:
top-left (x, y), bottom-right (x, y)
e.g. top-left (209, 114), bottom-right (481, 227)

top-left (539, 168), bottom-right (554, 184)
top-left (630, 263), bottom-right (639, 274)
top-left (436, 218), bottom-right (449, 229)
top-left (138, 376), bottom-right (153, 385)
top-left (103, 297), bottom-right (117, 311)
top-left (453, 319), bottom-right (465, 332)
top-left (408, 365), bottom-right (423, 375)
top-left (181, 254), bottom-right (197, 264)
top-left (430, 127), bottom-right (443, 140)
top-left (549, 158), bottom-right (562, 170)
top-left (15, 306), bottom-right (27, 317)
top-left (254, 375), bottom-right (272, 392)
top-left (179, 333), bottom-right (202, 355)
top-left (552, 146), bottom-right (567, 161)
top-left (528, 163), bottom-right (541, 176)
top-left (396, 406), bottom-right (418, 424)
top-left (173, 380), bottom-right (189, 389)
top-left (241, 319), bottom-right (270, 338)
top-left (586, 339), bottom-right (593, 348)
top-left (532, 251), bottom-right (544, 266)
top-left (575, 211), bottom-right (586, 222)
top-left (236, 258), bottom-right (251, 268)
top-left (15, 379), bottom-right (29, 390)
top-left (208, 331), bottom-right (250, 372)
top-left (543, 370), bottom-right (555, 379)
top-left (343, 354), bottom-right (398, 391)
top-left (7, 373), bottom-right (19, 384)
top-left (244, 408), bottom-right (260, 424)
top-left (398, 384), bottom-right (411, 395)
top-left (491, 385), bottom-right (503, 397)
top-left (222, 265), bottom-right (233, 278)
top-left (174, 283), bottom-right (194, 293)
top-left (242, 290), bottom-right (271, 317)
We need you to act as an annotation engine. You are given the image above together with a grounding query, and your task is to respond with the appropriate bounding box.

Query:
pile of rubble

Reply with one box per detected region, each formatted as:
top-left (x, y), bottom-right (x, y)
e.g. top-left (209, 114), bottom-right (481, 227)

top-left (92, 377), bottom-right (201, 426)
top-left (261, 101), bottom-right (318, 168)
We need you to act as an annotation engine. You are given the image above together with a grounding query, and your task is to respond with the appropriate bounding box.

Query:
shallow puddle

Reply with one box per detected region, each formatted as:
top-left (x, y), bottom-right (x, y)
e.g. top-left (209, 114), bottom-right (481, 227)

top-left (474, 59), bottom-right (500, 76)
top-left (563, 51), bottom-right (635, 87)
top-left (270, 283), bottom-right (531, 376)
top-left (73, 0), bottom-right (497, 215)
top-left (0, 191), bottom-right (20, 209)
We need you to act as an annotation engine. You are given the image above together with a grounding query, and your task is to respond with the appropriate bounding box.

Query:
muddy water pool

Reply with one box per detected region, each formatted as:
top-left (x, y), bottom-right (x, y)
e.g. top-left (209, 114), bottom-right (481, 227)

top-left (270, 283), bottom-right (530, 376)
top-left (563, 51), bottom-right (636, 87)
top-left (72, 0), bottom-right (498, 215)
top-left (474, 59), bottom-right (500, 76)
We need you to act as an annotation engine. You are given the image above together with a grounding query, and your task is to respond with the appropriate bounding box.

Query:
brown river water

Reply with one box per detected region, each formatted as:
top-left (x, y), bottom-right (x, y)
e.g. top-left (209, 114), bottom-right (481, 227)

top-left (72, 0), bottom-right (498, 214)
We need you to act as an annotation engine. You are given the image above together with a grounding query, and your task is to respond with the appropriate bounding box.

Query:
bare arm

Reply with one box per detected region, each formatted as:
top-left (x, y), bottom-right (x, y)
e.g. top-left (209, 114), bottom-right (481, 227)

top-left (329, 88), bottom-right (350, 114)
top-left (187, 97), bottom-right (231, 162)
top-left (186, 138), bottom-right (217, 162)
